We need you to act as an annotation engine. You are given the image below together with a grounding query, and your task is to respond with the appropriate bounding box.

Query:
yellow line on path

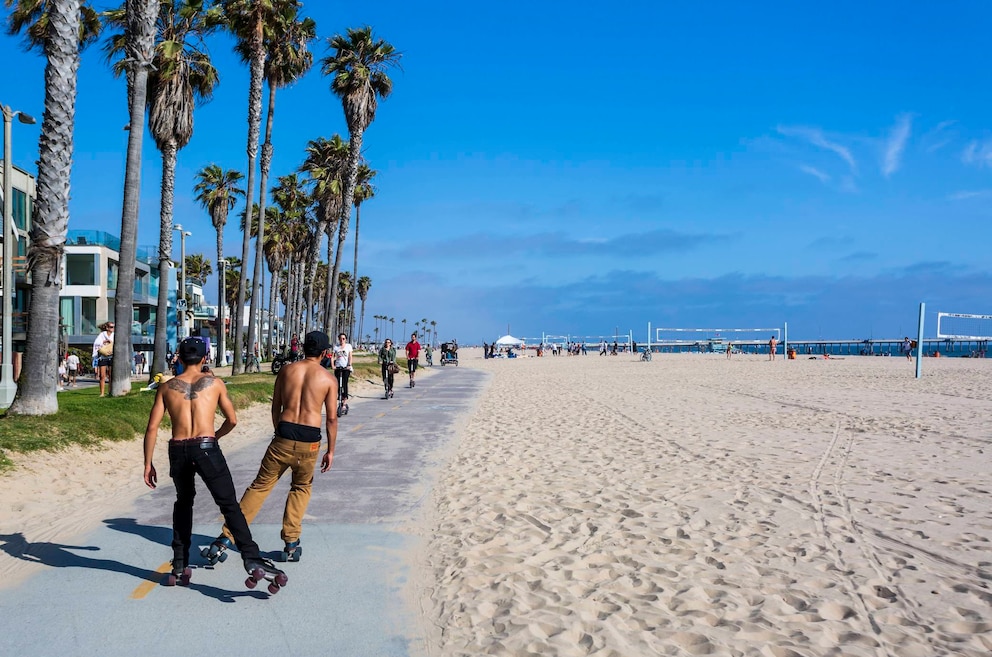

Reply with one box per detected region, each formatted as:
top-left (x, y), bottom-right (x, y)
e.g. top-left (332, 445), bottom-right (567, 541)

top-left (375, 412), bottom-right (386, 418)
top-left (349, 423), bottom-right (364, 432)
top-left (130, 561), bottom-right (172, 599)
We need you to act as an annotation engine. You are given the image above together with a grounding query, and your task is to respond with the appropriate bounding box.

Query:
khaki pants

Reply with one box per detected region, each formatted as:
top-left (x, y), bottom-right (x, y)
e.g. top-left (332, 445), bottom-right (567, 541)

top-left (222, 437), bottom-right (320, 544)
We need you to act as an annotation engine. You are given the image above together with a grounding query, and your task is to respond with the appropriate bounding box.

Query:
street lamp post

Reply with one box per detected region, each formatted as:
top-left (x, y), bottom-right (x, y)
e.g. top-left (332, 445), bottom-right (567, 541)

top-left (217, 257), bottom-right (228, 366)
top-left (173, 224), bottom-right (191, 340)
top-left (1, 103), bottom-right (36, 409)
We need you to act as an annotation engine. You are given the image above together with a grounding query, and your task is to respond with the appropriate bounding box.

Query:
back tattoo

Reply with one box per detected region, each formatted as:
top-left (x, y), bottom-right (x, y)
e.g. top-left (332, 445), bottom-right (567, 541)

top-left (166, 376), bottom-right (216, 400)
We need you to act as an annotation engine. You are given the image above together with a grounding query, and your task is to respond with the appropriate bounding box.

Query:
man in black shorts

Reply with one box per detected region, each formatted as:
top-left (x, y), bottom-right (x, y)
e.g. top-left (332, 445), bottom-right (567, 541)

top-left (405, 332), bottom-right (421, 388)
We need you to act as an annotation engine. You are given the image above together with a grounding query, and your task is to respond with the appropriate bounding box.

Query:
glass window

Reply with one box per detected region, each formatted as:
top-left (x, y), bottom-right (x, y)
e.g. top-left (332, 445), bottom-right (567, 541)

top-left (60, 297), bottom-right (75, 335)
top-left (66, 254), bottom-right (96, 285)
top-left (12, 188), bottom-right (27, 231)
top-left (108, 259), bottom-right (119, 290)
top-left (81, 298), bottom-right (97, 334)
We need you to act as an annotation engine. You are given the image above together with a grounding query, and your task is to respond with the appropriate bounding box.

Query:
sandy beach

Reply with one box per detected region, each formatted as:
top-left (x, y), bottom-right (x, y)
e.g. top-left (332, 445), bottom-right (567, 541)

top-left (421, 350), bottom-right (992, 656)
top-left (2, 352), bottom-right (991, 656)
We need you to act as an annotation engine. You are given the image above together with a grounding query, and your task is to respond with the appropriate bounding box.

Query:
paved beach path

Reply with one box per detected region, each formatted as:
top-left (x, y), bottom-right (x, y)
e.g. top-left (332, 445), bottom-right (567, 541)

top-left (0, 365), bottom-right (488, 657)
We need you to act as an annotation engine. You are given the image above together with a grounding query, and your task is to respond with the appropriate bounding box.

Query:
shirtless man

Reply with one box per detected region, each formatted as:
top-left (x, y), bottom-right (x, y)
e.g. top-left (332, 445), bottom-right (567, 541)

top-left (203, 331), bottom-right (338, 564)
top-left (143, 337), bottom-right (286, 588)
top-left (769, 334), bottom-right (778, 361)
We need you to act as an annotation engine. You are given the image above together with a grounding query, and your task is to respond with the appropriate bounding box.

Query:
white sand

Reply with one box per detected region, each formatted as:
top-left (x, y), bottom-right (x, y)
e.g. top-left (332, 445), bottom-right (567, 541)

top-left (421, 351), bottom-right (992, 656)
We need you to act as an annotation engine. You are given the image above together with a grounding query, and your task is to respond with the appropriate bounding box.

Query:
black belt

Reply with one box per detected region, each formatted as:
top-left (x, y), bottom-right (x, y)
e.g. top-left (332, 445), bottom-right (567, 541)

top-left (169, 437), bottom-right (217, 449)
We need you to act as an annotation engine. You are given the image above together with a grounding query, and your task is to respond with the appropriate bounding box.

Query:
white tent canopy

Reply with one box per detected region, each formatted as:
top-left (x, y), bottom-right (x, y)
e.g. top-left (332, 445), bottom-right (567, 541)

top-left (495, 335), bottom-right (524, 346)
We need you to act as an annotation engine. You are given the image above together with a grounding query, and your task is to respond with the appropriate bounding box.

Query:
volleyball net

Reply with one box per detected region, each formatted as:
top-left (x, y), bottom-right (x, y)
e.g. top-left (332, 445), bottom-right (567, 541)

top-left (652, 327), bottom-right (781, 346)
top-left (936, 312), bottom-right (992, 340)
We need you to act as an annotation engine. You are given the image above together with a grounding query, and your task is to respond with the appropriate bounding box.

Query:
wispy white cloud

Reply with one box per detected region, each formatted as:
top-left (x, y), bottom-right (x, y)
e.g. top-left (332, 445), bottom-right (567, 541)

top-left (962, 139), bottom-right (992, 167)
top-left (923, 120), bottom-right (956, 153)
top-left (798, 164), bottom-right (831, 184)
top-left (777, 125), bottom-right (857, 172)
top-left (882, 114), bottom-right (912, 178)
top-left (948, 189), bottom-right (992, 201)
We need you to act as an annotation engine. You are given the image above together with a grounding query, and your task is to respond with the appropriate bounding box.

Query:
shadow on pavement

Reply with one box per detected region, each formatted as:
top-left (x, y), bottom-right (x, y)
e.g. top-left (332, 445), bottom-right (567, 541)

top-left (1, 528), bottom-right (273, 602)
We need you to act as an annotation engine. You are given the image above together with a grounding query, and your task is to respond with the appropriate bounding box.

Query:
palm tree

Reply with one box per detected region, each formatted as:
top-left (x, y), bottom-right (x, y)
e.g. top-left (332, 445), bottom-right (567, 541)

top-left (298, 134), bottom-right (348, 330)
top-left (193, 164), bottom-right (243, 365)
top-left (349, 162), bottom-right (375, 339)
top-left (430, 320), bottom-right (437, 347)
top-left (268, 172), bottom-right (312, 332)
top-left (421, 317), bottom-right (428, 341)
top-left (236, 1), bottom-right (315, 371)
top-left (105, 0), bottom-right (156, 396)
top-left (6, 0), bottom-right (101, 414)
top-left (261, 205), bottom-right (289, 354)
top-left (389, 317), bottom-right (394, 341)
top-left (356, 275), bottom-right (370, 348)
top-left (401, 319), bottom-right (406, 341)
top-left (223, 0), bottom-right (280, 374)
top-left (337, 270), bottom-right (352, 333)
top-left (321, 26), bottom-right (399, 335)
top-left (184, 253), bottom-right (212, 286)
top-left (106, 0), bottom-right (222, 379)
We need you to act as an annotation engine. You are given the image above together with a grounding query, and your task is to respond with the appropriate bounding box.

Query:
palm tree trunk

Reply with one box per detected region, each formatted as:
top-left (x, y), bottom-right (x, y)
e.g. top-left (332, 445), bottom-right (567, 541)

top-left (110, 0), bottom-right (155, 396)
top-left (284, 253), bottom-right (295, 346)
top-left (247, 83), bottom-right (276, 364)
top-left (358, 297), bottom-right (367, 347)
top-left (323, 228), bottom-right (334, 332)
top-left (349, 203), bottom-right (361, 340)
top-left (9, 0), bottom-right (80, 414)
top-left (215, 229), bottom-right (224, 366)
top-left (233, 48), bottom-right (265, 374)
top-left (267, 267), bottom-right (278, 354)
top-left (151, 141), bottom-right (178, 378)
top-left (328, 131), bottom-right (362, 336)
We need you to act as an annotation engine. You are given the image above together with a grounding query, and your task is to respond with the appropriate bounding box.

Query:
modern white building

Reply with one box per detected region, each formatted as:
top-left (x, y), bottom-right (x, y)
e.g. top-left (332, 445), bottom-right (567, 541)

top-left (61, 230), bottom-right (174, 351)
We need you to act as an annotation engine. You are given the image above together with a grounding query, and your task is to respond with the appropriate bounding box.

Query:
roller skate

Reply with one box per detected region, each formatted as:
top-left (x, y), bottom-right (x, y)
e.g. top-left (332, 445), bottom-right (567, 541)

top-left (200, 536), bottom-right (232, 565)
top-left (336, 401), bottom-right (344, 417)
top-left (244, 558), bottom-right (288, 594)
top-left (165, 559), bottom-right (192, 586)
top-left (276, 540), bottom-right (302, 563)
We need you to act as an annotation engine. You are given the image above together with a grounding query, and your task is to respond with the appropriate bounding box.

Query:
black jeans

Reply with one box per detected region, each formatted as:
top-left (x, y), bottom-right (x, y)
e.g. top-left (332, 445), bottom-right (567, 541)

top-left (380, 363), bottom-right (394, 392)
top-left (334, 367), bottom-right (351, 400)
top-left (168, 441), bottom-right (260, 565)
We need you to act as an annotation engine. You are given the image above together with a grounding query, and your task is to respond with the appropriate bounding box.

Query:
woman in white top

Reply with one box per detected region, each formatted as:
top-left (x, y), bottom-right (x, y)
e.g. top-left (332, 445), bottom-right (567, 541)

top-left (92, 321), bottom-right (115, 397)
top-left (332, 333), bottom-right (353, 416)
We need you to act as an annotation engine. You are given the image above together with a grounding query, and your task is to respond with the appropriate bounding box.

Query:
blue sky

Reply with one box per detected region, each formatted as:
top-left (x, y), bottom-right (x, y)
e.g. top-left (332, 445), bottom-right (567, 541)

top-left (3, 1), bottom-right (992, 343)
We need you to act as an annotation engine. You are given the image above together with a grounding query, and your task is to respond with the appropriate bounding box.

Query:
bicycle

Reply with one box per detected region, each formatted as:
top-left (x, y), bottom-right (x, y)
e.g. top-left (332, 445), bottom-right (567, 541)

top-left (640, 350), bottom-right (652, 362)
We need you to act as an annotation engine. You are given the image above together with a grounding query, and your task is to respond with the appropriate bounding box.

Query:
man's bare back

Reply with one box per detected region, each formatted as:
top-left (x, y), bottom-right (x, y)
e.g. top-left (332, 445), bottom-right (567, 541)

top-left (144, 361), bottom-right (237, 488)
top-left (162, 370), bottom-right (237, 439)
top-left (273, 358), bottom-right (337, 428)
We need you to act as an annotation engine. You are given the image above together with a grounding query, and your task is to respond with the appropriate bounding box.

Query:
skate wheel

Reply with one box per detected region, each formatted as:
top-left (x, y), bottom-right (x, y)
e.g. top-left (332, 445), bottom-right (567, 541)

top-left (165, 574), bottom-right (178, 586)
top-left (217, 551), bottom-right (228, 563)
top-left (268, 583), bottom-right (280, 594)
top-left (275, 551), bottom-right (287, 563)
top-left (180, 568), bottom-right (192, 586)
top-left (274, 573), bottom-right (289, 587)
top-left (290, 546), bottom-right (302, 562)
top-left (245, 577), bottom-right (257, 589)
top-left (199, 547), bottom-right (211, 558)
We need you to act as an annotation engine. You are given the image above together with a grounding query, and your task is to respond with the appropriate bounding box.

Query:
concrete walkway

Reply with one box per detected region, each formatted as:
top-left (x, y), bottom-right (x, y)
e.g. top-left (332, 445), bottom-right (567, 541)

top-left (0, 365), bottom-right (488, 657)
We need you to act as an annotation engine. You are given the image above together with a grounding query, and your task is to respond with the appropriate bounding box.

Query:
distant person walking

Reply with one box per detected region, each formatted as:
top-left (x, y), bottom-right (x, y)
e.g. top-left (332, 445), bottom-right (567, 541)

top-left (600, 340), bottom-right (608, 356)
top-left (768, 334), bottom-right (778, 361)
top-left (902, 337), bottom-right (913, 360)
top-left (66, 352), bottom-right (79, 386)
top-left (726, 343), bottom-right (733, 359)
top-left (378, 338), bottom-right (397, 399)
top-left (332, 333), bottom-right (353, 417)
top-left (405, 333), bottom-right (421, 388)
top-left (92, 322), bottom-right (114, 397)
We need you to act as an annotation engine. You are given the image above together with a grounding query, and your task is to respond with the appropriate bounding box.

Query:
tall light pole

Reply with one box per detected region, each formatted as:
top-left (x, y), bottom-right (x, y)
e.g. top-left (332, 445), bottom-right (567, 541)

top-left (1, 103), bottom-right (36, 409)
top-left (173, 224), bottom-right (191, 340)
top-left (217, 257), bottom-right (228, 366)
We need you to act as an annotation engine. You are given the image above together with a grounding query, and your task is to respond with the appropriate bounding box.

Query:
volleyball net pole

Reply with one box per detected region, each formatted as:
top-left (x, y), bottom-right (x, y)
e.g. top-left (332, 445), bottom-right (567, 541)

top-left (915, 302), bottom-right (925, 379)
